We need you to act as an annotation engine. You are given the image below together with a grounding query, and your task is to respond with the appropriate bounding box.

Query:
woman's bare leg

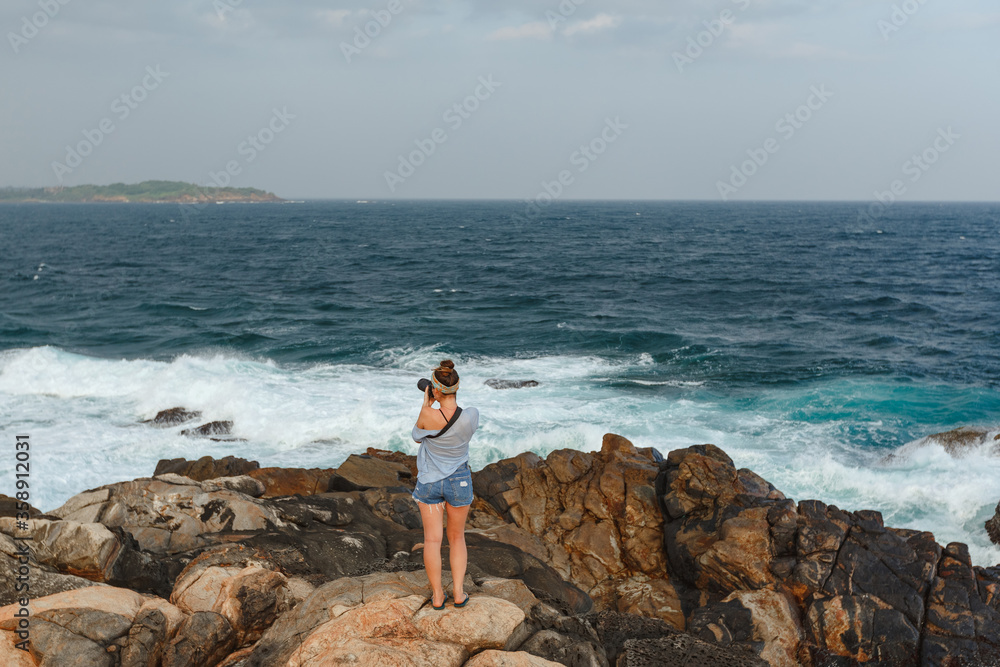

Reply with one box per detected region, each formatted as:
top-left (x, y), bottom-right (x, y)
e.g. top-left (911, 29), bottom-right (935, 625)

top-left (418, 501), bottom-right (446, 606)
top-left (446, 502), bottom-right (471, 603)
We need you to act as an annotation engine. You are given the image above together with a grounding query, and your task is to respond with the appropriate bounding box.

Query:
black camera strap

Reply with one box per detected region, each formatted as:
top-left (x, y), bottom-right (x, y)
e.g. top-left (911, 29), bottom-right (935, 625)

top-left (426, 406), bottom-right (463, 439)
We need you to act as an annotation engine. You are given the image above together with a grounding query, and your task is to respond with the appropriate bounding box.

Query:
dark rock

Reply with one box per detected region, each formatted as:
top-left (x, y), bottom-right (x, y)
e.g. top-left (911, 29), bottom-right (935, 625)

top-left (658, 444), bottom-right (1000, 665)
top-left (689, 599), bottom-right (758, 649)
top-left (485, 379), bottom-right (540, 389)
top-left (390, 529), bottom-right (594, 617)
top-left (618, 635), bottom-right (768, 667)
top-left (181, 421), bottom-right (235, 438)
top-left (519, 629), bottom-right (607, 667)
top-left (359, 486), bottom-right (423, 529)
top-left (986, 502), bottom-right (1000, 547)
top-left (589, 610), bottom-right (766, 667)
top-left (161, 611), bottom-right (237, 667)
top-left (142, 407), bottom-right (202, 427)
top-left (154, 455), bottom-right (259, 481)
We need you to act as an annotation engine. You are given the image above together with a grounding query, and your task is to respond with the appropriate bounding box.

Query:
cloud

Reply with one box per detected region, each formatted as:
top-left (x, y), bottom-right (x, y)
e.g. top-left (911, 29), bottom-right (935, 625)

top-left (725, 21), bottom-right (863, 61)
top-left (486, 21), bottom-right (553, 41)
top-left (563, 13), bottom-right (623, 37)
top-left (318, 9), bottom-right (355, 28)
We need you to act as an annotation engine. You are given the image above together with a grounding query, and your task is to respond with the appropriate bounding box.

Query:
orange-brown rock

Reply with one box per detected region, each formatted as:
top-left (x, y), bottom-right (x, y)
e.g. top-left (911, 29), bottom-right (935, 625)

top-left (473, 433), bottom-right (683, 628)
top-left (247, 467), bottom-right (339, 497)
top-left (366, 446), bottom-right (419, 479)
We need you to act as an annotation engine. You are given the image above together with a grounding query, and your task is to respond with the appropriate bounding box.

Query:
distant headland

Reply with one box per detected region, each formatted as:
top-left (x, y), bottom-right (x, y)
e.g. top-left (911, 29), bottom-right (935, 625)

top-left (0, 180), bottom-right (284, 204)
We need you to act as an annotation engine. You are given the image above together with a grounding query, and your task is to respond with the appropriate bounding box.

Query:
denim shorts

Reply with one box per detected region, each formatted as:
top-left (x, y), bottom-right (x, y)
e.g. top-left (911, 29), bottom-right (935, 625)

top-left (412, 463), bottom-right (474, 507)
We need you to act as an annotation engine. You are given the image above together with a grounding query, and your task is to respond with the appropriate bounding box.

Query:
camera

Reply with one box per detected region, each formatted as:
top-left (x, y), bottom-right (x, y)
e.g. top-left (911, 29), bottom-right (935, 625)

top-left (417, 378), bottom-right (433, 395)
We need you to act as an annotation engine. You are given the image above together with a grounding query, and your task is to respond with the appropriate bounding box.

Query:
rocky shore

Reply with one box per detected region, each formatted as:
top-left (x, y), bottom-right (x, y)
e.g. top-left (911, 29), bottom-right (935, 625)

top-left (3, 421), bottom-right (1000, 666)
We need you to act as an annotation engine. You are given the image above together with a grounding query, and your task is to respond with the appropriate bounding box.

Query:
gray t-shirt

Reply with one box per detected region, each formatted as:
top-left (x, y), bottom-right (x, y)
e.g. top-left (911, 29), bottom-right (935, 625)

top-left (412, 406), bottom-right (480, 484)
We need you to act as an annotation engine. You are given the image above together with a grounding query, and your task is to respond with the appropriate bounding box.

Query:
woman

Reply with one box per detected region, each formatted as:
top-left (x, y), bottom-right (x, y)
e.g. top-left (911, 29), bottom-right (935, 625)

top-left (411, 359), bottom-right (480, 609)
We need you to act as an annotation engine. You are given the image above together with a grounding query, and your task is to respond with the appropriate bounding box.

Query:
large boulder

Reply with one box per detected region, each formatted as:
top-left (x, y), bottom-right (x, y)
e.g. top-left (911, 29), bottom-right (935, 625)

top-left (161, 610), bottom-right (236, 667)
top-left (0, 586), bottom-right (187, 667)
top-left (242, 570), bottom-right (530, 667)
top-left (0, 517), bottom-right (170, 596)
top-left (474, 434), bottom-right (683, 626)
top-left (0, 531), bottom-right (115, 607)
top-left (395, 530), bottom-right (594, 617)
top-left (48, 475), bottom-right (286, 554)
top-left (170, 546), bottom-right (314, 648)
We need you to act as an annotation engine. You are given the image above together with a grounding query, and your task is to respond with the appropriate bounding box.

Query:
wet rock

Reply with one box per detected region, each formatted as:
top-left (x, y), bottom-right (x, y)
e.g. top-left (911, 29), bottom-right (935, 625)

top-left (985, 502), bottom-right (1000, 547)
top-left (924, 426), bottom-right (994, 456)
top-left (154, 455), bottom-right (259, 481)
top-left (887, 426), bottom-right (1000, 462)
top-left (486, 379), bottom-right (541, 390)
top-left (142, 407), bottom-right (202, 427)
top-left (473, 434), bottom-right (682, 626)
top-left (181, 421), bottom-right (235, 438)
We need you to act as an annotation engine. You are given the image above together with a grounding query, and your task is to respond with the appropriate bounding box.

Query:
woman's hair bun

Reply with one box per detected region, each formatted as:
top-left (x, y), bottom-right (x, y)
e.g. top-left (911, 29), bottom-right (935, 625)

top-left (434, 359), bottom-right (459, 386)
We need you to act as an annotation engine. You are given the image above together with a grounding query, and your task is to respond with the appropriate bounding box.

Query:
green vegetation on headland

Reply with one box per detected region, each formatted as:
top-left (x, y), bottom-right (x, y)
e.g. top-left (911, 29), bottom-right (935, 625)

top-left (0, 180), bottom-right (283, 203)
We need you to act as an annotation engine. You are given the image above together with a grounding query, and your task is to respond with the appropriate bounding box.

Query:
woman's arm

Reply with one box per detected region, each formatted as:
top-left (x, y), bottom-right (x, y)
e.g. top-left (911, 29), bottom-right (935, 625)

top-left (415, 386), bottom-right (436, 430)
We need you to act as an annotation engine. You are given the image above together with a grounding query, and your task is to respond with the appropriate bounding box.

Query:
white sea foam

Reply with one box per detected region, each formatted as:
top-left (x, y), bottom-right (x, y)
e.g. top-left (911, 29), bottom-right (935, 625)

top-left (2, 345), bottom-right (1000, 565)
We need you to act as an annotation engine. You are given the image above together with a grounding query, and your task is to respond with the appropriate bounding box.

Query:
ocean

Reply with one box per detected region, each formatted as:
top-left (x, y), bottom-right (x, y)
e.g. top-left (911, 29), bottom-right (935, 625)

top-left (2, 200), bottom-right (999, 563)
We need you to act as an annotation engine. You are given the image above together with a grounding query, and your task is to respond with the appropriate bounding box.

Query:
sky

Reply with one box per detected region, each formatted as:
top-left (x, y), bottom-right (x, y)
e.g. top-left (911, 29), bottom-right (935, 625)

top-left (1, 0), bottom-right (998, 201)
